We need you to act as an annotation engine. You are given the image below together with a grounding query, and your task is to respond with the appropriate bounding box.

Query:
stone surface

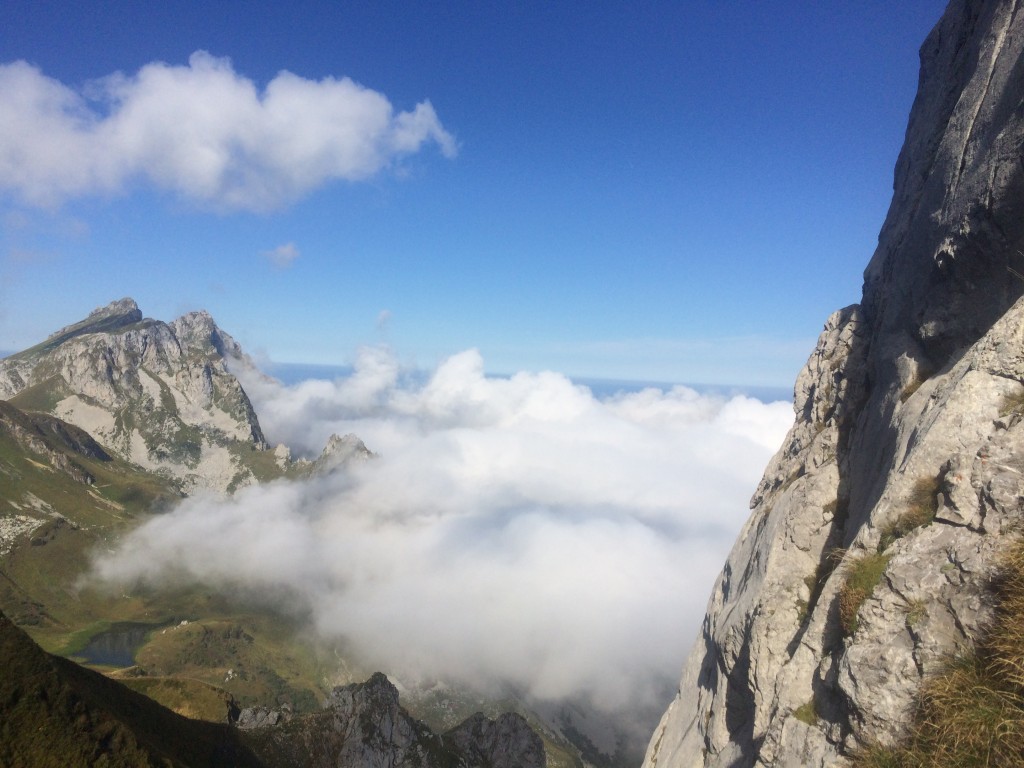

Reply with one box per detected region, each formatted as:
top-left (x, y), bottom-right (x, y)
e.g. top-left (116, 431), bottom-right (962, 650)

top-left (644, 1), bottom-right (1024, 765)
top-left (445, 711), bottom-right (547, 768)
top-left (0, 298), bottom-right (269, 494)
top-left (245, 672), bottom-right (546, 768)
top-left (311, 433), bottom-right (375, 476)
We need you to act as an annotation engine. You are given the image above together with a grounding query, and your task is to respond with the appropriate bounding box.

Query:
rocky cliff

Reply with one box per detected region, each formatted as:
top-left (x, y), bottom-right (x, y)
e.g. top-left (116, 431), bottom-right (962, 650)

top-left (644, 1), bottom-right (1024, 765)
top-left (243, 672), bottom-right (547, 768)
top-left (0, 298), bottom-right (271, 493)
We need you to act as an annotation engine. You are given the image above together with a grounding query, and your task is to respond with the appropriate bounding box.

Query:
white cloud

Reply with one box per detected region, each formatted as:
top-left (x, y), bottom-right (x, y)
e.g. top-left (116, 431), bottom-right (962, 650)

top-left (93, 348), bottom-right (793, 718)
top-left (263, 242), bottom-right (300, 268)
top-left (0, 53), bottom-right (457, 211)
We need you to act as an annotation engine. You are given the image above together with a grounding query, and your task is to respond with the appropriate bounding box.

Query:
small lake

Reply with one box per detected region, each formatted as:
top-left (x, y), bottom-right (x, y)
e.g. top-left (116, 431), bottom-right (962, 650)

top-left (75, 622), bottom-right (159, 667)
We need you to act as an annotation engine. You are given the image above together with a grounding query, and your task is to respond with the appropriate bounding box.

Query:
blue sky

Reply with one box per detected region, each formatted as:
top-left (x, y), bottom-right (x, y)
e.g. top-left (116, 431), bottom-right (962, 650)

top-left (0, 1), bottom-right (948, 386)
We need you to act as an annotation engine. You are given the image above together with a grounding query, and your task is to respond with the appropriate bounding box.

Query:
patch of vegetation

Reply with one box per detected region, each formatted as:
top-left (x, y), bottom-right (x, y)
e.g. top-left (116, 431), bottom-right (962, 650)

top-left (838, 552), bottom-right (892, 637)
top-left (899, 365), bottom-right (934, 404)
top-left (793, 697), bottom-right (819, 726)
top-left (117, 676), bottom-right (237, 723)
top-left (0, 610), bottom-right (263, 768)
top-left (851, 540), bottom-right (1024, 767)
top-left (800, 546), bottom-right (846, 625)
top-left (999, 386), bottom-right (1024, 417)
top-left (225, 441), bottom-right (289, 485)
top-left (904, 598), bottom-right (927, 628)
top-left (135, 615), bottom-right (326, 714)
top-left (878, 475), bottom-right (941, 552)
top-left (796, 596), bottom-right (810, 622)
top-left (8, 375), bottom-right (71, 413)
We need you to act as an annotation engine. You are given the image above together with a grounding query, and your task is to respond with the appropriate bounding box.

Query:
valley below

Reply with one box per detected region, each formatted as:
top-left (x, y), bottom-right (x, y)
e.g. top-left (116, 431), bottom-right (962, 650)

top-left (1, 297), bottom-right (784, 767)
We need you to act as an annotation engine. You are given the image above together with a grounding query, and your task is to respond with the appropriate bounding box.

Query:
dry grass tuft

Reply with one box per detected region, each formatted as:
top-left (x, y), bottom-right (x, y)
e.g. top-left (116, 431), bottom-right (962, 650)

top-left (998, 386), bottom-right (1024, 417)
top-left (793, 697), bottom-right (819, 726)
top-left (899, 364), bottom-right (935, 404)
top-left (850, 539), bottom-right (1024, 767)
top-left (838, 552), bottom-right (891, 637)
top-left (878, 475), bottom-right (940, 552)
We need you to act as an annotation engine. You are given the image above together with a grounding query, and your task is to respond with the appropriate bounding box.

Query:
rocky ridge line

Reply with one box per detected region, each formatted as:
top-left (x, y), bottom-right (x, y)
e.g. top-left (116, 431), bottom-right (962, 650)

top-left (0, 298), bottom-right (270, 494)
top-left (643, 1), bottom-right (1024, 765)
top-left (242, 672), bottom-right (546, 768)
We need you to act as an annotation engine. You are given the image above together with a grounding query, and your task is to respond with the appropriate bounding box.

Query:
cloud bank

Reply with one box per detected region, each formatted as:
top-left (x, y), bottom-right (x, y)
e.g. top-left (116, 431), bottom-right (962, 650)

top-left (93, 348), bottom-right (793, 714)
top-left (0, 52), bottom-right (456, 211)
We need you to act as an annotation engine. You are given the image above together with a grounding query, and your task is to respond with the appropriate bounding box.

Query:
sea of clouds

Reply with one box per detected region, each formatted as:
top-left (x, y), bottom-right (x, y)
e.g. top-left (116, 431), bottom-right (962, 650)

top-left (93, 346), bottom-right (793, 716)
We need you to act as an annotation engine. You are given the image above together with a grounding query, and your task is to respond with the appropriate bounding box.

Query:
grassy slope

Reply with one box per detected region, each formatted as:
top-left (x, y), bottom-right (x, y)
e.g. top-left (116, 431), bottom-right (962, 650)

top-left (852, 539), bottom-right (1024, 767)
top-left (1, 399), bottom-right (586, 765)
top-left (0, 401), bottom-right (331, 714)
top-left (0, 610), bottom-right (263, 768)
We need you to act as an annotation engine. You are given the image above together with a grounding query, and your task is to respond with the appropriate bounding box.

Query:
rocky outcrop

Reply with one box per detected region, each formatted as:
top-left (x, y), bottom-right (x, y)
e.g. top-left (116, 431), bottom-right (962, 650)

top-left (244, 672), bottom-right (546, 768)
top-left (0, 298), bottom-right (271, 493)
top-left (644, 1), bottom-right (1024, 765)
top-left (445, 711), bottom-right (548, 768)
top-left (310, 433), bottom-right (375, 476)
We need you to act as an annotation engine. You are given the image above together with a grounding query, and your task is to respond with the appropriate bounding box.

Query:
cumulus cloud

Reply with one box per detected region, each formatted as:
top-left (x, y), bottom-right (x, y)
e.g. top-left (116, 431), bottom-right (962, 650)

top-left (93, 348), bottom-right (793, 717)
top-left (263, 242), bottom-right (299, 268)
top-left (0, 53), bottom-right (457, 211)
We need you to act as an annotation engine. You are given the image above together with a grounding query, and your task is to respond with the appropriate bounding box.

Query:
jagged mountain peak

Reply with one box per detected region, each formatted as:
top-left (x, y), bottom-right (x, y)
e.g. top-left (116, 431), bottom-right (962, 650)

top-left (0, 299), bottom-right (270, 494)
top-left (79, 296), bottom-right (143, 325)
top-left (11, 297), bottom-right (147, 362)
top-left (51, 296), bottom-right (143, 336)
top-left (244, 671), bottom-right (547, 768)
top-left (311, 433), bottom-right (375, 476)
top-left (170, 309), bottom-right (244, 361)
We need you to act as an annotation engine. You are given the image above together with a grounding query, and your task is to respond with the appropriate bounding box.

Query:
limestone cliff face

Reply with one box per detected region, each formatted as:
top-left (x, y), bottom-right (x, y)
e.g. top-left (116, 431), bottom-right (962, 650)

top-left (0, 298), bottom-right (269, 494)
top-left (644, 1), bottom-right (1024, 765)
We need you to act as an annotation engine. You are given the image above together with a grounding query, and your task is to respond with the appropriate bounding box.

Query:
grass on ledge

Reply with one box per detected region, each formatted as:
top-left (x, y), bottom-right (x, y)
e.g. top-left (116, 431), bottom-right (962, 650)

top-left (794, 697), bottom-right (819, 726)
top-left (838, 552), bottom-right (892, 637)
top-left (850, 539), bottom-right (1024, 767)
top-left (998, 386), bottom-right (1024, 417)
top-left (878, 475), bottom-right (941, 553)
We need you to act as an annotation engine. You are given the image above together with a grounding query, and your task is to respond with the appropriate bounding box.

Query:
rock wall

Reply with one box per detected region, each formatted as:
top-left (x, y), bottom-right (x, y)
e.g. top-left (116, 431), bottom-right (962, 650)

top-left (243, 672), bottom-right (547, 768)
top-left (0, 298), bottom-right (269, 493)
top-left (644, 1), bottom-right (1024, 765)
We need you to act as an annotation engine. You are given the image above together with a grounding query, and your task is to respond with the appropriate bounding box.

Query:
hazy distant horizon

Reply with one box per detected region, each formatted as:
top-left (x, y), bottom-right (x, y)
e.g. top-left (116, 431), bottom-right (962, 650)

top-left (1, 347), bottom-right (794, 404)
top-left (264, 359), bottom-right (793, 403)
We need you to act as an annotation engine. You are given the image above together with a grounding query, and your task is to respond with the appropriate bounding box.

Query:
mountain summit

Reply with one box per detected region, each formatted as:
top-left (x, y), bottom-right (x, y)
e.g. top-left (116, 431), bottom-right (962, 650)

top-left (0, 299), bottom-right (270, 493)
top-left (644, 1), bottom-right (1024, 765)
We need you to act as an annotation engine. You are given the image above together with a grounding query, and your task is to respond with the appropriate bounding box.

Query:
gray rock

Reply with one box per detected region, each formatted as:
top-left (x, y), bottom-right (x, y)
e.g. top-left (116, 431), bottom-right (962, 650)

top-left (0, 298), bottom-right (269, 493)
top-left (236, 705), bottom-right (288, 730)
top-left (311, 433), bottom-right (375, 476)
top-left (245, 672), bottom-right (546, 768)
top-left (644, 1), bottom-right (1024, 765)
top-left (444, 711), bottom-right (546, 768)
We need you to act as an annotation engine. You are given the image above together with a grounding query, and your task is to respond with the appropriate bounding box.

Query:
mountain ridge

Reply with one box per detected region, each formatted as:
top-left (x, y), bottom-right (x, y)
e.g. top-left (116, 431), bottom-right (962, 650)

top-left (0, 298), bottom-right (273, 494)
top-left (643, 1), bottom-right (1024, 765)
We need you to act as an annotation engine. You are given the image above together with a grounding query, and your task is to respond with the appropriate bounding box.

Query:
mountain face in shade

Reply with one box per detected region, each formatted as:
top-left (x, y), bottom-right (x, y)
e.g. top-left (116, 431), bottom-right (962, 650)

top-left (0, 609), bottom-right (263, 768)
top-left (243, 672), bottom-right (547, 768)
top-left (643, 1), bottom-right (1024, 765)
top-left (1, 608), bottom-right (548, 768)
